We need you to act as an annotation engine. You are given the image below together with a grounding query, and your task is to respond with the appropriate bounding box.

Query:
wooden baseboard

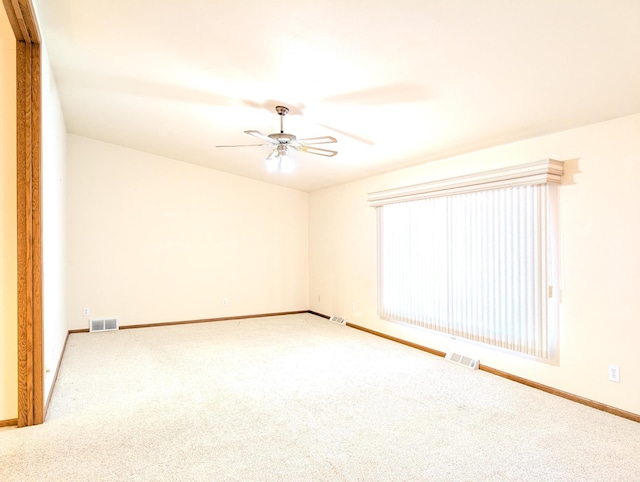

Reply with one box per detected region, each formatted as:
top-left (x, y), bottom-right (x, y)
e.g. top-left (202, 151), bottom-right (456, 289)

top-left (0, 418), bottom-right (18, 428)
top-left (307, 310), bottom-right (330, 319)
top-left (338, 317), bottom-right (640, 424)
top-left (347, 321), bottom-right (447, 358)
top-left (479, 365), bottom-right (640, 423)
top-left (69, 310), bottom-right (309, 334)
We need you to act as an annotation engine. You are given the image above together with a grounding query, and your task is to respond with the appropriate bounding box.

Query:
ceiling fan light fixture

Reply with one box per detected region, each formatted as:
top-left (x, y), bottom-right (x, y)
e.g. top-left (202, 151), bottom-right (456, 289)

top-left (266, 145), bottom-right (294, 173)
top-left (266, 147), bottom-right (279, 171)
top-left (266, 156), bottom-right (280, 172)
top-left (280, 154), bottom-right (294, 173)
top-left (266, 147), bottom-right (279, 160)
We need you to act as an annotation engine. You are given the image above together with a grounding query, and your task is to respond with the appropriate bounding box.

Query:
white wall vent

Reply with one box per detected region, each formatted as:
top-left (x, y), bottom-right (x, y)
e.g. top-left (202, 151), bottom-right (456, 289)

top-left (90, 318), bottom-right (119, 332)
top-left (328, 316), bottom-right (346, 326)
top-left (445, 352), bottom-right (480, 370)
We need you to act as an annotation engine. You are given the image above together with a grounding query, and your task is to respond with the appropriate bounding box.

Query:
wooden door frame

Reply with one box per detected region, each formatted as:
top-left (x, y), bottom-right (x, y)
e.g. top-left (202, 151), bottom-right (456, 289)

top-left (2, 0), bottom-right (43, 427)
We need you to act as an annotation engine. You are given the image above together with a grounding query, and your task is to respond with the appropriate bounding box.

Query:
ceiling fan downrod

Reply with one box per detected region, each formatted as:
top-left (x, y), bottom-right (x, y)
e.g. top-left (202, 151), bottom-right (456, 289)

top-left (275, 105), bottom-right (289, 134)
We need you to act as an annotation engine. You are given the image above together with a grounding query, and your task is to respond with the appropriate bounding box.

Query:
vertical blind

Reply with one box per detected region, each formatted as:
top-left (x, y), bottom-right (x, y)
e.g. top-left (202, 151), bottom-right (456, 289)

top-left (378, 183), bottom-right (557, 359)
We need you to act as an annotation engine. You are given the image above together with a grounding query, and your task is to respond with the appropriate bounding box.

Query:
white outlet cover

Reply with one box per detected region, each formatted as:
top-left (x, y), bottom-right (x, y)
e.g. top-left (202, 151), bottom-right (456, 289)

top-left (608, 364), bottom-right (620, 383)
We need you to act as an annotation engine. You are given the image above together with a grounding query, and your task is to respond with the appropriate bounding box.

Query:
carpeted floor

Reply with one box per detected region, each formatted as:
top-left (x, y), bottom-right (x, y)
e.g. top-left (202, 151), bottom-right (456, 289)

top-left (1, 313), bottom-right (639, 481)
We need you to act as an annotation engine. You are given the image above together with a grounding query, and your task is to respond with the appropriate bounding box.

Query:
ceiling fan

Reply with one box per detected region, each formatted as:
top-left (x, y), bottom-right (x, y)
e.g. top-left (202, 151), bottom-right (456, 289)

top-left (216, 106), bottom-right (338, 172)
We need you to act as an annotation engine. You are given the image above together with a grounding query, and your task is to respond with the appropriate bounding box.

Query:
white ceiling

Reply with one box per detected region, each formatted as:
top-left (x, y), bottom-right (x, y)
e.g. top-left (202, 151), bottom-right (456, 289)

top-left (34, 0), bottom-right (640, 192)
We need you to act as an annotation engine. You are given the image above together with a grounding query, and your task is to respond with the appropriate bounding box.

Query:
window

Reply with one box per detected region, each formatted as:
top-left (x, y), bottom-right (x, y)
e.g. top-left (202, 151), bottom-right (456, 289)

top-left (369, 160), bottom-right (562, 360)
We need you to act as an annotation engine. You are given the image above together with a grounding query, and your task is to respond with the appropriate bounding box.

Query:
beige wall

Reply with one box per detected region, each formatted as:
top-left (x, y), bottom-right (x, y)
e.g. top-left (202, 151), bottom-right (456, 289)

top-left (0, 10), bottom-right (17, 421)
top-left (309, 113), bottom-right (640, 415)
top-left (40, 42), bottom-right (68, 401)
top-left (66, 135), bottom-right (309, 330)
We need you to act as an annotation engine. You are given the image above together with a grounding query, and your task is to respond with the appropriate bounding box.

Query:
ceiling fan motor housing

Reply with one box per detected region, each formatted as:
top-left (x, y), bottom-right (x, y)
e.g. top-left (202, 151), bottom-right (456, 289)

top-left (269, 132), bottom-right (296, 144)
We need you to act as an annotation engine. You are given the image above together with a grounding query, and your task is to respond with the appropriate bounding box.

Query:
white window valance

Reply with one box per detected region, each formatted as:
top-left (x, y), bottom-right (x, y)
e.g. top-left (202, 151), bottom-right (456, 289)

top-left (368, 159), bottom-right (564, 207)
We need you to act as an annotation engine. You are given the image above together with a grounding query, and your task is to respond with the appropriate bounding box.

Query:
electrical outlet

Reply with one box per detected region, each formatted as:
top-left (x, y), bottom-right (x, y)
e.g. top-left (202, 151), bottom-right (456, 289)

top-left (608, 364), bottom-right (620, 383)
top-left (82, 307), bottom-right (89, 316)
top-left (317, 295), bottom-right (320, 302)
top-left (351, 302), bottom-right (356, 312)
top-left (222, 298), bottom-right (228, 306)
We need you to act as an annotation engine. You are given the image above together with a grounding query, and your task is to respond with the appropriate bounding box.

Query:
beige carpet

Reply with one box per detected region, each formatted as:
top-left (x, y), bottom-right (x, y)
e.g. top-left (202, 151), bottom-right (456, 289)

top-left (1, 313), bottom-right (639, 481)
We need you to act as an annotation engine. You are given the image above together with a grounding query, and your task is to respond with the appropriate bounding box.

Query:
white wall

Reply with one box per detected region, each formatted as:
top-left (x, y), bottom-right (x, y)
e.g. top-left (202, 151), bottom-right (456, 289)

top-left (41, 43), bottom-right (68, 402)
top-left (0, 7), bottom-right (17, 422)
top-left (66, 135), bottom-right (309, 330)
top-left (309, 113), bottom-right (640, 415)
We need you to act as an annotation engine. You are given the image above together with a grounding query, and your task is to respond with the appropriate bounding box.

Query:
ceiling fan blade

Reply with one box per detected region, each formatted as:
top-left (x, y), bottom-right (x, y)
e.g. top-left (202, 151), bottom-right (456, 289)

top-left (296, 136), bottom-right (337, 145)
top-left (295, 145), bottom-right (338, 157)
top-left (215, 143), bottom-right (268, 148)
top-left (244, 130), bottom-right (278, 144)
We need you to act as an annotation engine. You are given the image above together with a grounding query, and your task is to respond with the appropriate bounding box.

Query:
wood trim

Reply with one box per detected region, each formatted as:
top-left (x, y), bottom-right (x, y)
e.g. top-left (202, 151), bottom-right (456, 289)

top-left (68, 311), bottom-right (310, 334)
top-left (2, 0), bottom-right (40, 42)
top-left (307, 310), bottom-right (330, 319)
top-left (346, 321), bottom-right (447, 358)
top-left (479, 365), bottom-right (640, 423)
top-left (5, 0), bottom-right (43, 428)
top-left (332, 316), bottom-right (640, 423)
top-left (0, 418), bottom-right (18, 428)
top-left (15, 41), bottom-right (30, 428)
top-left (30, 40), bottom-right (42, 423)
top-left (16, 40), bottom-right (43, 427)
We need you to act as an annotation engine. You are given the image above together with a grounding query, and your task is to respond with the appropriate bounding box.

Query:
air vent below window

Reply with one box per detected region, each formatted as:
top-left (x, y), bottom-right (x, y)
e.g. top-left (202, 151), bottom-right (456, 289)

top-left (445, 352), bottom-right (479, 370)
top-left (328, 316), bottom-right (346, 326)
